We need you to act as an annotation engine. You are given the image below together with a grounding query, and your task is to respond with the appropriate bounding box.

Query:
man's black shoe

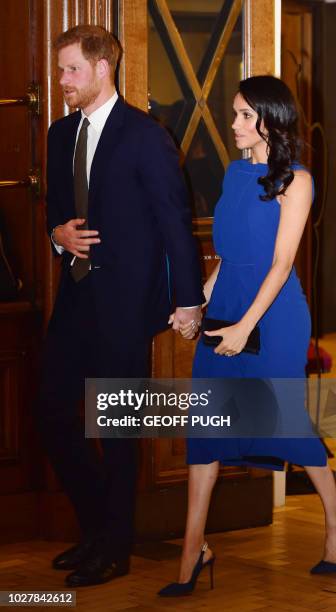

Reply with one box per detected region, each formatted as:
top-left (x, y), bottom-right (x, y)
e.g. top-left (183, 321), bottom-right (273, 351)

top-left (52, 537), bottom-right (97, 571)
top-left (65, 555), bottom-right (130, 587)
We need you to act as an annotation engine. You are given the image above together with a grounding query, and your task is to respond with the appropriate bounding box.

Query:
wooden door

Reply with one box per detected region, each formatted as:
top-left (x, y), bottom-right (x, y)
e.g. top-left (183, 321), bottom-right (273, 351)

top-left (0, 0), bottom-right (45, 542)
top-left (282, 0), bottom-right (314, 304)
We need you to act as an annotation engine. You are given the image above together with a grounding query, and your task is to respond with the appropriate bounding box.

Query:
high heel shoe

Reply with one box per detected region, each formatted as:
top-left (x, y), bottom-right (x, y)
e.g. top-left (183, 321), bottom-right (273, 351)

top-left (158, 542), bottom-right (216, 597)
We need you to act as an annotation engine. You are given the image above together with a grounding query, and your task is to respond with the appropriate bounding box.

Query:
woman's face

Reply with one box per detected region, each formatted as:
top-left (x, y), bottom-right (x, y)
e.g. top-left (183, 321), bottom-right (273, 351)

top-left (231, 93), bottom-right (267, 152)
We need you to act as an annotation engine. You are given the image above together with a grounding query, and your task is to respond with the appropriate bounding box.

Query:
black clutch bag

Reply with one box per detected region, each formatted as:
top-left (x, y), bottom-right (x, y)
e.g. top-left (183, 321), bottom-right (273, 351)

top-left (201, 318), bottom-right (260, 355)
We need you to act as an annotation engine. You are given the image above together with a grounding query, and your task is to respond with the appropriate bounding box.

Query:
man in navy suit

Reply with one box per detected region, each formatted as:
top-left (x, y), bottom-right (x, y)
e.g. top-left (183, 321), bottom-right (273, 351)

top-left (36, 25), bottom-right (204, 587)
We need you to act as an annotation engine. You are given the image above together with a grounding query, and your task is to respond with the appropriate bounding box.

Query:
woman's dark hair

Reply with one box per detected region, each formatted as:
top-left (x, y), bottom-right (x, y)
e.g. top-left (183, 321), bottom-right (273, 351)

top-left (238, 75), bottom-right (301, 201)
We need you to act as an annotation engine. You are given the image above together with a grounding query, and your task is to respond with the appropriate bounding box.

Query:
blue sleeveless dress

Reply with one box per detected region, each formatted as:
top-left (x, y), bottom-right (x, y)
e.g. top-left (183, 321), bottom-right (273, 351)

top-left (188, 159), bottom-right (327, 470)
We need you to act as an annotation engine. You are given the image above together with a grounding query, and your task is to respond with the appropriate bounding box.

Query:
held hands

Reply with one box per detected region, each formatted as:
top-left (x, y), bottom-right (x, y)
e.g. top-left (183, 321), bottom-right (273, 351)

top-left (168, 306), bottom-right (202, 340)
top-left (204, 322), bottom-right (250, 356)
top-left (53, 219), bottom-right (101, 259)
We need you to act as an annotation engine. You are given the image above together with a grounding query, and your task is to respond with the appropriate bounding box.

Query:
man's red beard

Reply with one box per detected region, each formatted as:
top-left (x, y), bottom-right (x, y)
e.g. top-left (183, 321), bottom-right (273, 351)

top-left (62, 81), bottom-right (100, 109)
top-left (63, 88), bottom-right (78, 108)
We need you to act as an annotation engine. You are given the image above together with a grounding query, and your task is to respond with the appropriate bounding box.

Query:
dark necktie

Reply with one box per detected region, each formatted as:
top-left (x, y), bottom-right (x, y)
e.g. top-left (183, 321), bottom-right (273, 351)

top-left (71, 117), bottom-right (90, 282)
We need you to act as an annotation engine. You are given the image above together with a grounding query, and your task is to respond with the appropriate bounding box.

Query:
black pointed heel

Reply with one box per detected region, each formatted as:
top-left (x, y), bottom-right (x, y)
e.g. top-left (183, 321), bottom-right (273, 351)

top-left (158, 542), bottom-right (216, 597)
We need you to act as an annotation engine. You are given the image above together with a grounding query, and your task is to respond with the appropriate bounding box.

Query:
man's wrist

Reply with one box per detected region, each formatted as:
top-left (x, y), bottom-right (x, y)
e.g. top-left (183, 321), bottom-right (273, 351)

top-left (51, 225), bottom-right (62, 246)
top-left (51, 225), bottom-right (64, 254)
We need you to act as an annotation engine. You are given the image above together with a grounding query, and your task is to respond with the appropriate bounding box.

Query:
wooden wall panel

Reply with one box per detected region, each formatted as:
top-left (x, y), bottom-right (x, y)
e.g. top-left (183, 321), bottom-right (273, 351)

top-left (0, 0), bottom-right (42, 303)
top-left (281, 2), bottom-right (313, 303)
top-left (0, 0), bottom-right (44, 537)
top-left (118, 1), bottom-right (148, 109)
top-left (0, 304), bottom-right (42, 503)
top-left (245, 0), bottom-right (276, 76)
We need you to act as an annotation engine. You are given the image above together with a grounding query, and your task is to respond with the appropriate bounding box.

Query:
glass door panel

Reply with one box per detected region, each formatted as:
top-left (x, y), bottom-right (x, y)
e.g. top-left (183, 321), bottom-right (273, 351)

top-left (148, 0), bottom-right (244, 224)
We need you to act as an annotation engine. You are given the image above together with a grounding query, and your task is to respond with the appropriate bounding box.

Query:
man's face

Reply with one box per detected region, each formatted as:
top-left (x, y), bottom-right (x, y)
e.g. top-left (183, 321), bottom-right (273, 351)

top-left (58, 43), bottom-right (101, 109)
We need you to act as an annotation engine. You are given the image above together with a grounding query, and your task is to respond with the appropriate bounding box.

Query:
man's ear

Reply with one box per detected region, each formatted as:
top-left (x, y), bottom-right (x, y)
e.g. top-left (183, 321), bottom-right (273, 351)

top-left (96, 58), bottom-right (110, 79)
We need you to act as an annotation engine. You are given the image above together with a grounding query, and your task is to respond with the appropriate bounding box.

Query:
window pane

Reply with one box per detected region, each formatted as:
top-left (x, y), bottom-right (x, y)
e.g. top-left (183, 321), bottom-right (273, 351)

top-left (148, 0), bottom-right (243, 219)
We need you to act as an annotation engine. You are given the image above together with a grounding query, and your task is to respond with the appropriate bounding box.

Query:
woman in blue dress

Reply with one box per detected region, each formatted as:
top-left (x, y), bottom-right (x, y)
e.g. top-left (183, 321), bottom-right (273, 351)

top-left (159, 76), bottom-right (336, 597)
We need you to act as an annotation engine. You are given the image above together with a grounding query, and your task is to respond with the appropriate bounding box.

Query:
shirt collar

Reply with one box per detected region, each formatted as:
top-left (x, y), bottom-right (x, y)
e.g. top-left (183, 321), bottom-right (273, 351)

top-left (81, 91), bottom-right (119, 133)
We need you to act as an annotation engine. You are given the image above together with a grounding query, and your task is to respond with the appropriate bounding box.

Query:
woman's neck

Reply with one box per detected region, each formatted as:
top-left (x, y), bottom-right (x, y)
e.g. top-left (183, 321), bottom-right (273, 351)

top-left (251, 142), bottom-right (268, 165)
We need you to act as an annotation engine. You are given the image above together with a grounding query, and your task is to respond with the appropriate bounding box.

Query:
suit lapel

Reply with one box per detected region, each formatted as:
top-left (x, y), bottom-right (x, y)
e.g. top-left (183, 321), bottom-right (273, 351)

top-left (62, 110), bottom-right (81, 216)
top-left (88, 97), bottom-right (126, 204)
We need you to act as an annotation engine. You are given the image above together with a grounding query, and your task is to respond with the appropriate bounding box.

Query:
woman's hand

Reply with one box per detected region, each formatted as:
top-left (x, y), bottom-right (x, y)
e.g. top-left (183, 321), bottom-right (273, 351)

top-left (204, 322), bottom-right (250, 356)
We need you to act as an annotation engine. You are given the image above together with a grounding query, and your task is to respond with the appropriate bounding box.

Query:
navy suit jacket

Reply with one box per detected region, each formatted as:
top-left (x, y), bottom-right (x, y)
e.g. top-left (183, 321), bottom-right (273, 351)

top-left (46, 97), bottom-right (204, 341)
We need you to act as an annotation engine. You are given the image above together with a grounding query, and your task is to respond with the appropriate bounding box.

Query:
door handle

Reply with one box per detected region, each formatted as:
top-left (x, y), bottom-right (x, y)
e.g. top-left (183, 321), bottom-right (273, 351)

top-left (0, 83), bottom-right (40, 114)
top-left (0, 169), bottom-right (40, 196)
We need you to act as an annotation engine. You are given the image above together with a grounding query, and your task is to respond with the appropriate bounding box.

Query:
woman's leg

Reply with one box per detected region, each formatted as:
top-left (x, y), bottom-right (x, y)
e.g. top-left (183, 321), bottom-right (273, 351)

top-left (304, 464), bottom-right (336, 562)
top-left (178, 461), bottom-right (219, 582)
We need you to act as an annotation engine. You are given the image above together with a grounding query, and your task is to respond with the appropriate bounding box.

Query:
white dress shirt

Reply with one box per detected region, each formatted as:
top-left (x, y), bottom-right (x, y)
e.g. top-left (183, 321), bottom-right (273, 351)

top-left (52, 91), bottom-right (119, 254)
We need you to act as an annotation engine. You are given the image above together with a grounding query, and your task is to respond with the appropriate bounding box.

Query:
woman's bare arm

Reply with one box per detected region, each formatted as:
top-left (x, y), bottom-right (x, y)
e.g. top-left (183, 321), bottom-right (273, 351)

top-left (240, 170), bottom-right (312, 332)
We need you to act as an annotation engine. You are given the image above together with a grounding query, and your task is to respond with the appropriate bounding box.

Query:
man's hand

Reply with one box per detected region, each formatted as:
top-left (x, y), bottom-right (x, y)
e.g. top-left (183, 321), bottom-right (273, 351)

top-left (168, 306), bottom-right (202, 340)
top-left (53, 219), bottom-right (101, 259)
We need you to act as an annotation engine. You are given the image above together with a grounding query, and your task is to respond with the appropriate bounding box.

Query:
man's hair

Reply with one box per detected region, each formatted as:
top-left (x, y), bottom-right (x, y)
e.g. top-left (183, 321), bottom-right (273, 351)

top-left (54, 25), bottom-right (121, 76)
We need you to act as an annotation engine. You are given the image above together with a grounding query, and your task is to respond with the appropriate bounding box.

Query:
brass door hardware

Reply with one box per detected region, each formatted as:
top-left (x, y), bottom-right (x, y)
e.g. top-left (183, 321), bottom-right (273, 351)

top-left (0, 169), bottom-right (40, 196)
top-left (0, 83), bottom-right (40, 115)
